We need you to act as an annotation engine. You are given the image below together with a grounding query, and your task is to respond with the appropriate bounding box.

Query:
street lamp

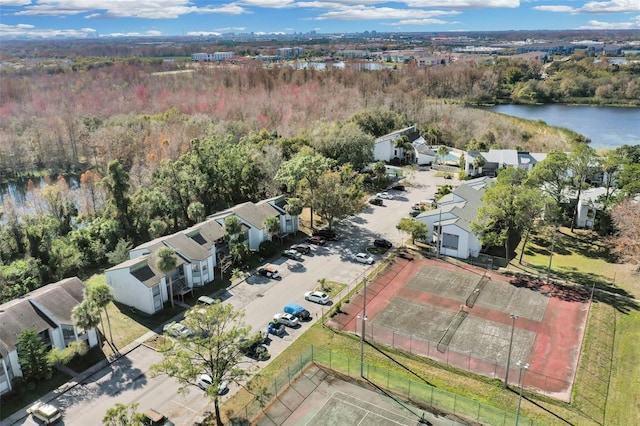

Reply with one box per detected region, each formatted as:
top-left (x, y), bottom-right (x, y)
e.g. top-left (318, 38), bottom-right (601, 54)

top-left (546, 225), bottom-right (558, 284)
top-left (515, 361), bottom-right (530, 426)
top-left (358, 276), bottom-right (368, 377)
top-left (504, 314), bottom-right (518, 388)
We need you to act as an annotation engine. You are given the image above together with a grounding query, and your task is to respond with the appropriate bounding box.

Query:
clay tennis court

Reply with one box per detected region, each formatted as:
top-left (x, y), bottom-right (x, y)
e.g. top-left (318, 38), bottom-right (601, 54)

top-left (328, 256), bottom-right (590, 401)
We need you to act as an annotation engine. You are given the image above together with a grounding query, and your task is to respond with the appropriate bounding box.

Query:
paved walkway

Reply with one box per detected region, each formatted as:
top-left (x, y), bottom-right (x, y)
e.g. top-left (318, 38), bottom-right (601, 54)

top-left (1, 300), bottom-right (193, 426)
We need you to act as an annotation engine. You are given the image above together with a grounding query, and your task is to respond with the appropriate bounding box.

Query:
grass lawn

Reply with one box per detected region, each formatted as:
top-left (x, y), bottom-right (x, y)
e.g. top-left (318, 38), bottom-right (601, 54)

top-left (516, 226), bottom-right (640, 426)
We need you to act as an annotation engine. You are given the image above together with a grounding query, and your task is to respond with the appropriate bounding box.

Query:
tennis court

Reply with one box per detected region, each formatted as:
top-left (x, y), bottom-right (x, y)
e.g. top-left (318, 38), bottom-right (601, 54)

top-left (329, 256), bottom-right (589, 401)
top-left (256, 364), bottom-right (470, 426)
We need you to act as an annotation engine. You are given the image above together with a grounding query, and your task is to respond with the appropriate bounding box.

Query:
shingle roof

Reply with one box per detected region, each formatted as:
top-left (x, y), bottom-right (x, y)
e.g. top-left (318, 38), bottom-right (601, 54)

top-left (165, 233), bottom-right (211, 262)
top-left (0, 277), bottom-right (86, 356)
top-left (232, 202), bottom-right (281, 229)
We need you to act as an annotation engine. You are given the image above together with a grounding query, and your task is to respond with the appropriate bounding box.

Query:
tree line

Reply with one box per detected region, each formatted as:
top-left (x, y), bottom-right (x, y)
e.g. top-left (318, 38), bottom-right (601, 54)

top-left (2, 53), bottom-right (636, 177)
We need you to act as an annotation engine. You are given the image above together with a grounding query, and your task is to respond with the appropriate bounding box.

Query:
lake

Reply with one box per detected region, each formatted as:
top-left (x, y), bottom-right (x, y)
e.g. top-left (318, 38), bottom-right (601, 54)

top-left (485, 104), bottom-right (640, 150)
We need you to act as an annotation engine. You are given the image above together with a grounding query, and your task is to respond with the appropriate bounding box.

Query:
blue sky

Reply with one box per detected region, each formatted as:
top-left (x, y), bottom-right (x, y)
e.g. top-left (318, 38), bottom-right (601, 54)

top-left (1, 1), bottom-right (639, 39)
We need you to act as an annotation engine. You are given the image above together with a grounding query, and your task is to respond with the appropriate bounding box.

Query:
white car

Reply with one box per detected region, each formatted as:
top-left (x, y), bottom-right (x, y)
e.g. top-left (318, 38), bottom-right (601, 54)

top-left (353, 252), bottom-right (374, 265)
top-left (163, 321), bottom-right (192, 338)
top-left (274, 312), bottom-right (300, 327)
top-left (305, 291), bottom-right (330, 305)
top-left (27, 402), bottom-right (62, 424)
top-left (196, 374), bottom-right (229, 395)
top-left (376, 192), bottom-right (393, 199)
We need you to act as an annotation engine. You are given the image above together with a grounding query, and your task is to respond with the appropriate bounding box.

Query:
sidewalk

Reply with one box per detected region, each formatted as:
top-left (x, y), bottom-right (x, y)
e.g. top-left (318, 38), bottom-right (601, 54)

top-left (2, 300), bottom-right (192, 426)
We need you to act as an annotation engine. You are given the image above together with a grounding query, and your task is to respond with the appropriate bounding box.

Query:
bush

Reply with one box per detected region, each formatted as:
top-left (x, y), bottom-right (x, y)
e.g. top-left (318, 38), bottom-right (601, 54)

top-left (258, 240), bottom-right (277, 258)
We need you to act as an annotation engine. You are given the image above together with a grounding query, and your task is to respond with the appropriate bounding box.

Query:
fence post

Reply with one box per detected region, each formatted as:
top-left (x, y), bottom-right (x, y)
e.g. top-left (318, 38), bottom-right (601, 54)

top-left (288, 366), bottom-right (291, 384)
top-left (348, 356), bottom-right (350, 377)
top-left (454, 394), bottom-right (457, 413)
top-left (477, 401), bottom-right (480, 421)
top-left (329, 349), bottom-right (332, 370)
top-left (408, 378), bottom-right (411, 399)
top-left (392, 330), bottom-right (395, 347)
top-left (387, 368), bottom-right (390, 389)
top-left (311, 345), bottom-right (314, 361)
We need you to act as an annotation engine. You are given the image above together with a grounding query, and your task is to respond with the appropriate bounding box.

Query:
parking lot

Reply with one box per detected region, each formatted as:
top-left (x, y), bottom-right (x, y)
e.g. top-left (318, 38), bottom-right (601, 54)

top-left (11, 169), bottom-right (457, 426)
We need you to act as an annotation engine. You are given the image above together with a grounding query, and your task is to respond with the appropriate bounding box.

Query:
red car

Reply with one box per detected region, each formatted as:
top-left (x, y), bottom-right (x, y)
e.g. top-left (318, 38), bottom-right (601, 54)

top-left (306, 235), bottom-right (326, 245)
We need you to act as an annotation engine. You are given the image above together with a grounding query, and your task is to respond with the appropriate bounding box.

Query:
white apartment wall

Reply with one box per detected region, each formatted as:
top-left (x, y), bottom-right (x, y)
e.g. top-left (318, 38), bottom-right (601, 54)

top-left (415, 211), bottom-right (457, 240)
top-left (106, 268), bottom-right (164, 315)
top-left (439, 224), bottom-right (475, 259)
top-left (373, 140), bottom-right (394, 162)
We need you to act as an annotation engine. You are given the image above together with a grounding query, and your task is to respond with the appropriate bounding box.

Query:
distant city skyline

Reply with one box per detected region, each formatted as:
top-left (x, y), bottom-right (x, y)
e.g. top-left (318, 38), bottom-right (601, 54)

top-left (1, 1), bottom-right (639, 40)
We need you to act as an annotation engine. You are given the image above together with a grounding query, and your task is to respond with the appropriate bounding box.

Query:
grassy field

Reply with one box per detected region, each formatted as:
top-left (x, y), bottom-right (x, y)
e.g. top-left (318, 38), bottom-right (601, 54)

top-left (515, 226), bottom-right (640, 426)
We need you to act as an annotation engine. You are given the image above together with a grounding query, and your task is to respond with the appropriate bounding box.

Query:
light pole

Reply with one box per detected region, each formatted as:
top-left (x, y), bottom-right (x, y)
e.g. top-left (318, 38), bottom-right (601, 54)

top-left (515, 361), bottom-right (530, 426)
top-left (504, 314), bottom-right (518, 388)
top-left (359, 276), bottom-right (368, 377)
top-left (546, 225), bottom-right (557, 284)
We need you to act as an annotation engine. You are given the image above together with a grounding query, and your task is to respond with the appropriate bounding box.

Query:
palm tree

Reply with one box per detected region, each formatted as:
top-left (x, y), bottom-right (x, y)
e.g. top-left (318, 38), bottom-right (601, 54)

top-left (437, 145), bottom-right (449, 165)
top-left (156, 247), bottom-right (178, 309)
top-left (472, 155), bottom-right (486, 175)
top-left (394, 135), bottom-right (414, 164)
top-left (284, 198), bottom-right (303, 232)
top-left (263, 215), bottom-right (281, 241)
top-left (72, 299), bottom-right (102, 349)
top-left (87, 282), bottom-right (115, 347)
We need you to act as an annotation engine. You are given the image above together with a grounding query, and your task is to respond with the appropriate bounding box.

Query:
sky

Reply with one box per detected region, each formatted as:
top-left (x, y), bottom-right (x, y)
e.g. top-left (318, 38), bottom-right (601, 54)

top-left (1, 0), bottom-right (640, 39)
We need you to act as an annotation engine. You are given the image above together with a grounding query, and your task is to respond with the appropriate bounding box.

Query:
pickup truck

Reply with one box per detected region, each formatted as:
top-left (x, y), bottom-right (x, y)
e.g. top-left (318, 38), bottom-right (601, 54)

top-left (257, 265), bottom-right (281, 279)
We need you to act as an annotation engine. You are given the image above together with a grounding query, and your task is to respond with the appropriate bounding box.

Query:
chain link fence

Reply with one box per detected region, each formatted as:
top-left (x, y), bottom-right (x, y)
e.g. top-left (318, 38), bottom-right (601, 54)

top-left (228, 345), bottom-right (543, 426)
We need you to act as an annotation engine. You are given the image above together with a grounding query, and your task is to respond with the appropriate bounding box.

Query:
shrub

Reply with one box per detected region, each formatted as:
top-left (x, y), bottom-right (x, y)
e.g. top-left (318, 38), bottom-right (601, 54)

top-left (258, 240), bottom-right (276, 258)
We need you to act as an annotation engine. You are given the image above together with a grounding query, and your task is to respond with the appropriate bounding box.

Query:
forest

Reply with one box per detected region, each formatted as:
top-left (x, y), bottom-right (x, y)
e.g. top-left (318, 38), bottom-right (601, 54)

top-left (0, 46), bottom-right (639, 303)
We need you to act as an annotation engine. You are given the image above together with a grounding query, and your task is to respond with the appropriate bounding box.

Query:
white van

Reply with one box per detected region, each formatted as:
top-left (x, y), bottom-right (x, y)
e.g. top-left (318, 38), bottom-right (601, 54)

top-left (27, 401), bottom-right (62, 424)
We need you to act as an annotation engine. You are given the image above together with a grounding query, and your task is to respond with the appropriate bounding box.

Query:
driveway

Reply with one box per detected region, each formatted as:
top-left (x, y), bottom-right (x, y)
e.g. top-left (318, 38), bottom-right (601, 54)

top-left (10, 169), bottom-right (456, 426)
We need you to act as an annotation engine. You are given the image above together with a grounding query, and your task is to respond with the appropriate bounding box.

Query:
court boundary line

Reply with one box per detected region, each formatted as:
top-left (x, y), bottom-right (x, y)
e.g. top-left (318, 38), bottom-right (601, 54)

top-left (304, 390), bottom-right (416, 426)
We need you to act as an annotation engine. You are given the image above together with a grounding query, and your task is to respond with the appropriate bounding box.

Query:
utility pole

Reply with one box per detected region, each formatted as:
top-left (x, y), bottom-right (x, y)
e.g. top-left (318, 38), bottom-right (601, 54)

top-left (504, 314), bottom-right (518, 387)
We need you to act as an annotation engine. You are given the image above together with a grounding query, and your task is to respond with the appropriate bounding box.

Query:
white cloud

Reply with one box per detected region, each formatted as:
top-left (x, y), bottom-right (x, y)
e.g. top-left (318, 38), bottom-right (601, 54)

top-left (315, 6), bottom-right (460, 21)
top-left (0, 23), bottom-right (96, 38)
top-left (12, 0), bottom-right (248, 19)
top-left (404, 0), bottom-right (519, 7)
top-left (578, 19), bottom-right (636, 29)
top-left (105, 30), bottom-right (165, 37)
top-left (533, 5), bottom-right (577, 12)
top-left (0, 0), bottom-right (32, 5)
top-left (187, 31), bottom-right (221, 36)
top-left (535, 0), bottom-right (640, 14)
top-left (238, 0), bottom-right (295, 7)
top-left (580, 0), bottom-right (640, 13)
top-left (388, 18), bottom-right (451, 25)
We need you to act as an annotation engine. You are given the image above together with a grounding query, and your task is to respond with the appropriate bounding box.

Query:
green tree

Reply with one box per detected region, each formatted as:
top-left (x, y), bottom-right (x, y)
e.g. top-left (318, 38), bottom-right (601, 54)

top-left (156, 247), bottom-right (178, 309)
top-left (437, 145), bottom-right (449, 165)
top-left (17, 329), bottom-right (52, 383)
top-left (527, 151), bottom-right (572, 225)
top-left (106, 238), bottom-right (133, 265)
top-left (308, 121), bottom-right (374, 170)
top-left (396, 218), bottom-right (428, 244)
top-left (275, 152), bottom-right (335, 229)
top-left (48, 340), bottom-right (88, 367)
top-left (569, 143), bottom-right (598, 232)
top-left (472, 168), bottom-right (543, 261)
top-left (187, 201), bottom-right (206, 224)
top-left (351, 108), bottom-right (408, 137)
top-left (312, 166), bottom-right (365, 230)
top-left (224, 215), bottom-right (243, 238)
top-left (87, 281), bottom-right (115, 347)
top-left (101, 160), bottom-right (132, 234)
top-left (150, 301), bottom-right (253, 426)
top-left (373, 161), bottom-right (387, 186)
top-left (73, 299), bottom-right (102, 348)
top-left (102, 402), bottom-right (145, 426)
top-left (263, 216), bottom-right (281, 241)
top-left (48, 236), bottom-right (83, 280)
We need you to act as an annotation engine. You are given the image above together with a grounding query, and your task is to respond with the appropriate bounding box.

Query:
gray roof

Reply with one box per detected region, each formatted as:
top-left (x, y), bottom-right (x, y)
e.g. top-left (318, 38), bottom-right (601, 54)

top-left (186, 219), bottom-right (225, 249)
top-left (0, 277), bottom-right (86, 356)
top-left (165, 233), bottom-right (211, 262)
top-left (375, 125), bottom-right (418, 144)
top-left (233, 201), bottom-right (281, 229)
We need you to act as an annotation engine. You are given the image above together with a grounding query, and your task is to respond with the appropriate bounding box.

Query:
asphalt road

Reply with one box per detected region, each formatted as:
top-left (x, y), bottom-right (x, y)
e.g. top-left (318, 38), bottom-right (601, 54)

top-left (15, 169), bottom-right (455, 426)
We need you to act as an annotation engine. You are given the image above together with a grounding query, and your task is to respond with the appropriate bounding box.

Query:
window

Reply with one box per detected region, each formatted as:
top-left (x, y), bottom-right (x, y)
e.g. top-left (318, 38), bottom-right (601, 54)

top-left (442, 233), bottom-right (459, 250)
